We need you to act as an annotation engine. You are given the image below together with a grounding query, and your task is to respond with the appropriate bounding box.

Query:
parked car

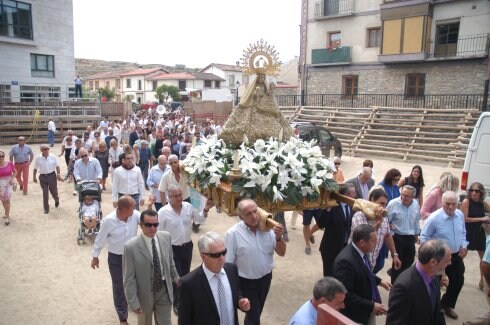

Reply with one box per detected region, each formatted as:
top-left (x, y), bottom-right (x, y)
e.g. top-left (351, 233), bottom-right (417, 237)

top-left (460, 112), bottom-right (490, 201)
top-left (291, 122), bottom-right (342, 158)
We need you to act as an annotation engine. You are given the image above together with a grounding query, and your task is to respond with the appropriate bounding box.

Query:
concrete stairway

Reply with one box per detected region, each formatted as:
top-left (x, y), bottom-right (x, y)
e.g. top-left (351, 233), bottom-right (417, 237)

top-left (291, 106), bottom-right (481, 167)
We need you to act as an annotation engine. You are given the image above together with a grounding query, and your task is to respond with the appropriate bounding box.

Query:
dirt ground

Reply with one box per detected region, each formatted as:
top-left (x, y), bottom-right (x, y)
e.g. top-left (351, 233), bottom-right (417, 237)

top-left (0, 143), bottom-right (487, 325)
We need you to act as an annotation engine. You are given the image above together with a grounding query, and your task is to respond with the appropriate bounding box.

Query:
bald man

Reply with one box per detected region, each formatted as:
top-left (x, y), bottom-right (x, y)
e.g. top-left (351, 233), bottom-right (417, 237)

top-left (147, 155), bottom-right (170, 211)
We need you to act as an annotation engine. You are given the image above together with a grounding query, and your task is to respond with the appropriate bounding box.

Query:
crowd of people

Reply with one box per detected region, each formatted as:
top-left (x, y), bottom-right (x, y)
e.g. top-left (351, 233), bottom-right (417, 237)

top-left (0, 110), bottom-right (489, 325)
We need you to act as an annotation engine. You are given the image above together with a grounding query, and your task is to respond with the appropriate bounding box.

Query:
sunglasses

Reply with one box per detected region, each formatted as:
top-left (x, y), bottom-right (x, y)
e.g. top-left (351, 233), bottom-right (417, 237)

top-left (143, 222), bottom-right (159, 228)
top-left (469, 189), bottom-right (481, 193)
top-left (334, 162), bottom-right (341, 165)
top-left (42, 148), bottom-right (49, 151)
top-left (80, 154), bottom-right (88, 158)
top-left (202, 249), bottom-right (227, 258)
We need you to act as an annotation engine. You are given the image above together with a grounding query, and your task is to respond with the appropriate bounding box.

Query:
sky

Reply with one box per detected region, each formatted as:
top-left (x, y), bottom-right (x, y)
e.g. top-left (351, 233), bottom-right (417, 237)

top-left (73, 0), bottom-right (301, 69)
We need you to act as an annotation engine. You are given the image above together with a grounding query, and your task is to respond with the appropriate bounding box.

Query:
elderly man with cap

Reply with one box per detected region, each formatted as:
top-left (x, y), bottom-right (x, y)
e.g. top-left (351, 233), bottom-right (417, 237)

top-left (32, 144), bottom-right (62, 214)
top-left (9, 136), bottom-right (34, 195)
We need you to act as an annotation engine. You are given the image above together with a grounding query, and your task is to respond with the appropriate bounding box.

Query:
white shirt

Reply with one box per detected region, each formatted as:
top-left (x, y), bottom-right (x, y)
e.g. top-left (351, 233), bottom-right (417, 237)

top-left (112, 166), bottom-right (146, 202)
top-left (147, 164), bottom-right (170, 203)
top-left (202, 264), bottom-right (234, 324)
top-left (142, 233), bottom-right (165, 280)
top-left (158, 169), bottom-right (190, 200)
top-left (33, 153), bottom-right (59, 174)
top-left (109, 147), bottom-right (123, 168)
top-left (48, 120), bottom-right (56, 132)
top-left (157, 202), bottom-right (206, 245)
top-left (81, 201), bottom-right (100, 217)
top-left (62, 135), bottom-right (78, 149)
top-left (224, 221), bottom-right (276, 279)
top-left (91, 209), bottom-right (140, 256)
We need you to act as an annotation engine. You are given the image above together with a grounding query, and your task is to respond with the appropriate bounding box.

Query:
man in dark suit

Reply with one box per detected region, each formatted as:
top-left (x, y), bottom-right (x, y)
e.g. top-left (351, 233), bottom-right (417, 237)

top-left (129, 125), bottom-right (140, 148)
top-left (345, 167), bottom-right (374, 200)
top-left (178, 232), bottom-right (250, 325)
top-left (386, 239), bottom-right (451, 325)
top-left (123, 209), bottom-right (180, 325)
top-left (318, 183), bottom-right (356, 276)
top-left (333, 224), bottom-right (391, 325)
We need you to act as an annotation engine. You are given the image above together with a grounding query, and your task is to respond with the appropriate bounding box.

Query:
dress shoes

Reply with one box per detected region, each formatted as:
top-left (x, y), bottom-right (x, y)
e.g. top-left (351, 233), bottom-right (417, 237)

top-left (55, 201), bottom-right (59, 208)
top-left (44, 210), bottom-right (49, 214)
top-left (443, 307), bottom-right (458, 319)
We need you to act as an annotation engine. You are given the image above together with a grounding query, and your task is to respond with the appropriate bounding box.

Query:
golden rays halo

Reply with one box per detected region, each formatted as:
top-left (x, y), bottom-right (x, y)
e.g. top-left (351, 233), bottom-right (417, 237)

top-left (239, 39), bottom-right (281, 76)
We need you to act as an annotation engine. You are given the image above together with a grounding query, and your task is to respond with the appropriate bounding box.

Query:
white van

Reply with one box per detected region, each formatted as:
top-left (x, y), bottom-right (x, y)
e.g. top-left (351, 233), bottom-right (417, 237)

top-left (460, 112), bottom-right (490, 200)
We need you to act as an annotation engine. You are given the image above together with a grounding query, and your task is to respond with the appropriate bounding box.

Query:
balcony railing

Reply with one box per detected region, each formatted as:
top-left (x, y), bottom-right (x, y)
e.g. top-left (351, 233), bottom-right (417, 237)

top-left (314, 0), bottom-right (354, 19)
top-left (312, 46), bottom-right (351, 65)
top-left (427, 34), bottom-right (489, 59)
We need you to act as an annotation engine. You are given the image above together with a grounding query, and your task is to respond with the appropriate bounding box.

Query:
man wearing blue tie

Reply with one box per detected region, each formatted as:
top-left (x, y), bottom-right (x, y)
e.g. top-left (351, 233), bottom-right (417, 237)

top-left (333, 224), bottom-right (392, 325)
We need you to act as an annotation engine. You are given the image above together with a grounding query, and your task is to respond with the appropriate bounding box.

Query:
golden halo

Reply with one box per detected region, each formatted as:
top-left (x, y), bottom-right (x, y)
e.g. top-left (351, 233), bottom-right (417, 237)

top-left (239, 39), bottom-right (281, 76)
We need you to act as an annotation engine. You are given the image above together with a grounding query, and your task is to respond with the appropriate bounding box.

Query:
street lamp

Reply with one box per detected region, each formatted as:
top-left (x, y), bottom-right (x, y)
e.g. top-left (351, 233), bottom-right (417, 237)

top-left (235, 80), bottom-right (240, 106)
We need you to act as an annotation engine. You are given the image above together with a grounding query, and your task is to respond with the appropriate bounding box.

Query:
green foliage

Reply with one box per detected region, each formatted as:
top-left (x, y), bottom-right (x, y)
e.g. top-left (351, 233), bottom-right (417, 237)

top-left (155, 84), bottom-right (182, 103)
top-left (98, 86), bottom-right (116, 101)
top-left (123, 94), bottom-right (135, 102)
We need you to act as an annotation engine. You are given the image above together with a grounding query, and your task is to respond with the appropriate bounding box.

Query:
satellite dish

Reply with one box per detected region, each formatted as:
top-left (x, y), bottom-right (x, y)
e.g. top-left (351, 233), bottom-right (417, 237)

top-left (156, 105), bottom-right (165, 115)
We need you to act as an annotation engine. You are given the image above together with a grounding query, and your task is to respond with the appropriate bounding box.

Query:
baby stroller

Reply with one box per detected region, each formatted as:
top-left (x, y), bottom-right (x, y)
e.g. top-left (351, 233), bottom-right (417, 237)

top-left (77, 180), bottom-right (103, 245)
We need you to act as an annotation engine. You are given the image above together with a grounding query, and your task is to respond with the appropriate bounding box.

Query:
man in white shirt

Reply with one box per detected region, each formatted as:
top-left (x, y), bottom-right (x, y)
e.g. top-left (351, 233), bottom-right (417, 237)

top-left (91, 196), bottom-right (140, 325)
top-left (123, 209), bottom-right (179, 325)
top-left (112, 151), bottom-right (145, 211)
top-left (47, 118), bottom-right (56, 147)
top-left (32, 144), bottom-right (62, 214)
top-left (147, 155), bottom-right (170, 212)
top-left (99, 116), bottom-right (109, 129)
top-left (224, 199), bottom-right (286, 325)
top-left (158, 184), bottom-right (210, 314)
top-left (178, 232), bottom-right (251, 325)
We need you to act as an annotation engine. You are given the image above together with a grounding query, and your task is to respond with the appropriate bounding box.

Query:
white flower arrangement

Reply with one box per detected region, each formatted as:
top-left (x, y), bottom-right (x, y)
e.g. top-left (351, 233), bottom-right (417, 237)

top-left (183, 135), bottom-right (338, 205)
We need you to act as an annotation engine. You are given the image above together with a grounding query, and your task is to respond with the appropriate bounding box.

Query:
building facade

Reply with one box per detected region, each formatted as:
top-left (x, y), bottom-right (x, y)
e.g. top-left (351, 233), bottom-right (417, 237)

top-left (0, 0), bottom-right (75, 102)
top-left (300, 0), bottom-right (490, 99)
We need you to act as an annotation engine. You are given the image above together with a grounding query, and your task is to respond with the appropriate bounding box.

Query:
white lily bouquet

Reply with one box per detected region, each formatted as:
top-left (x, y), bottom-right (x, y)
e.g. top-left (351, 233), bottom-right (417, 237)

top-left (183, 135), bottom-right (338, 205)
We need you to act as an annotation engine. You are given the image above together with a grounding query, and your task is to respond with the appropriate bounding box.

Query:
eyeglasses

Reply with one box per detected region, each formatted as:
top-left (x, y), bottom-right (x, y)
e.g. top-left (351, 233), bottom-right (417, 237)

top-left (42, 148), bottom-right (49, 151)
top-left (80, 154), bottom-right (88, 158)
top-left (469, 189), bottom-right (481, 193)
top-left (334, 162), bottom-right (341, 166)
top-left (143, 222), bottom-right (159, 228)
top-left (124, 157), bottom-right (134, 160)
top-left (202, 249), bottom-right (227, 258)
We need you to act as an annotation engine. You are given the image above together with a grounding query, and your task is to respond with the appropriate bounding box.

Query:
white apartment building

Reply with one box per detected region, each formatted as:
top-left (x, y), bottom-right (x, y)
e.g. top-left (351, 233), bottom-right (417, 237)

top-left (0, 0), bottom-right (76, 102)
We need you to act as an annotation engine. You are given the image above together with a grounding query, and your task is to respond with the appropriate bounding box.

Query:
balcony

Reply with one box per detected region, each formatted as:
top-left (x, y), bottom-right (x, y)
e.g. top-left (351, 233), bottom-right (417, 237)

top-left (427, 34), bottom-right (489, 59)
top-left (312, 46), bottom-right (351, 65)
top-left (314, 0), bottom-right (354, 19)
top-left (379, 34), bottom-right (489, 63)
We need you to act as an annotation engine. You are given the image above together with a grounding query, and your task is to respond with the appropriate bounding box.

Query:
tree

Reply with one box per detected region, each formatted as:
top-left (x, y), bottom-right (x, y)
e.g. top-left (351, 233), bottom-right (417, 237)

top-left (155, 84), bottom-right (181, 103)
top-left (98, 86), bottom-right (116, 101)
top-left (124, 94), bottom-right (135, 102)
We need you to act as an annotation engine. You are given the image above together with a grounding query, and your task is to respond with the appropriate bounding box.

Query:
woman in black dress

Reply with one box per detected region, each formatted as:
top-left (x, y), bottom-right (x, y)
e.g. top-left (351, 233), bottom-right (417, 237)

top-left (398, 165), bottom-right (425, 207)
top-left (94, 141), bottom-right (110, 191)
top-left (461, 181), bottom-right (490, 289)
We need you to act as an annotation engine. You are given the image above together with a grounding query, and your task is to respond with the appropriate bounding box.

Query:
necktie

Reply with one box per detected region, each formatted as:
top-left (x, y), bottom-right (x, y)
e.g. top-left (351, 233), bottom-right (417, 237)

top-left (216, 274), bottom-right (231, 325)
top-left (152, 238), bottom-right (165, 292)
top-left (344, 204), bottom-right (350, 219)
top-left (363, 255), bottom-right (382, 303)
top-left (429, 279), bottom-right (437, 310)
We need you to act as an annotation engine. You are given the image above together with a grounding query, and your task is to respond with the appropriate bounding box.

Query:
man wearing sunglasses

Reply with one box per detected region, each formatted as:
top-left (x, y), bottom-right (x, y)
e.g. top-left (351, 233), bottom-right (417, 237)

top-left (179, 231), bottom-right (250, 325)
top-left (73, 148), bottom-right (102, 185)
top-left (123, 209), bottom-right (179, 325)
